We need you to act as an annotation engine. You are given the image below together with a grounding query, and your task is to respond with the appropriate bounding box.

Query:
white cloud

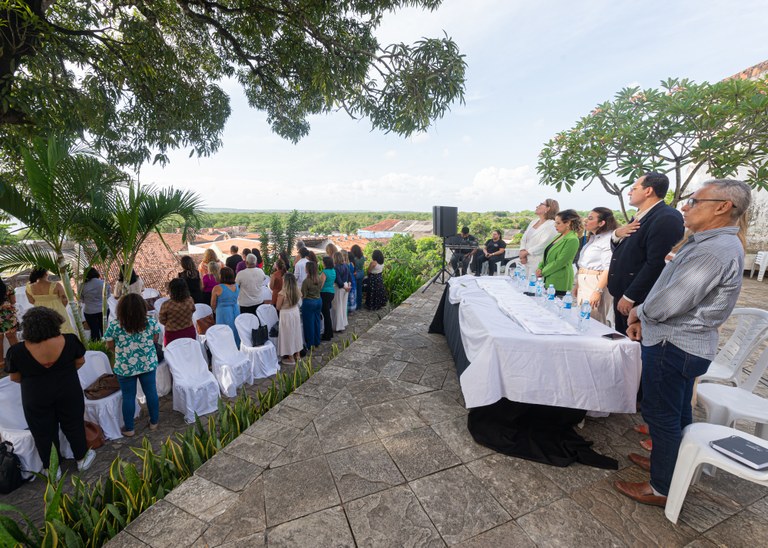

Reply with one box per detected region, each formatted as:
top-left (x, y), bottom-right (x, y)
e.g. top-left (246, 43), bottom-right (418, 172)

top-left (455, 165), bottom-right (539, 207)
top-left (384, 149), bottom-right (397, 159)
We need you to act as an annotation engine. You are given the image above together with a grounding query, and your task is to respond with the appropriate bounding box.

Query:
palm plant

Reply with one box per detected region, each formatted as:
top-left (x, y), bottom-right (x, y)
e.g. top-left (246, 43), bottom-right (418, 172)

top-left (0, 136), bottom-right (127, 340)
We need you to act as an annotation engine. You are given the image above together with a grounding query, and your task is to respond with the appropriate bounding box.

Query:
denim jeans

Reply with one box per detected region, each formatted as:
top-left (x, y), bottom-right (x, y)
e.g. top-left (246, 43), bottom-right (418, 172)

top-left (301, 298), bottom-right (322, 347)
top-left (641, 341), bottom-right (711, 496)
top-left (355, 273), bottom-right (364, 310)
top-left (117, 369), bottom-right (159, 431)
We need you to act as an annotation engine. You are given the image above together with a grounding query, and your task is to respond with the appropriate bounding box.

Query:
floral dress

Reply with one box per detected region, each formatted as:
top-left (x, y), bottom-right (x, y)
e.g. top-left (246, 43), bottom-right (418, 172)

top-left (103, 316), bottom-right (161, 377)
top-left (0, 287), bottom-right (17, 333)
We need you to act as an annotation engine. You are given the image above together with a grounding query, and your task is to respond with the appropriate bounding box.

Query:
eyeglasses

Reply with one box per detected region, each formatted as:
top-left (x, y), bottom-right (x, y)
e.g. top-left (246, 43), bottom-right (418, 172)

top-left (685, 198), bottom-right (734, 209)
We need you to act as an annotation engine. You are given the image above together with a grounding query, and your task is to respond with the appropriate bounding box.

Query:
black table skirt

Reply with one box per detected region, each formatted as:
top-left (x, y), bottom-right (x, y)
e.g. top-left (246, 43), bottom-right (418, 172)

top-left (430, 285), bottom-right (617, 470)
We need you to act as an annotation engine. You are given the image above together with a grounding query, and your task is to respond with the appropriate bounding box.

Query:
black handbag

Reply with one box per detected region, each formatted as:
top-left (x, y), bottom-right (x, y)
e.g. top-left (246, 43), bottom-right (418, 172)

top-left (0, 441), bottom-right (24, 494)
top-left (269, 324), bottom-right (279, 338)
top-left (251, 316), bottom-right (269, 346)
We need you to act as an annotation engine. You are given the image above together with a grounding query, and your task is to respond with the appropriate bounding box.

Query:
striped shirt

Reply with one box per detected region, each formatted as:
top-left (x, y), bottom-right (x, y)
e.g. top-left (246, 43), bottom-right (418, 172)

top-left (636, 226), bottom-right (743, 360)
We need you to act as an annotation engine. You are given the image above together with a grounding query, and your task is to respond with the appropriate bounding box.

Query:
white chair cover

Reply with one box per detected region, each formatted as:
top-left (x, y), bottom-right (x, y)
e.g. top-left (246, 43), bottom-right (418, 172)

top-left (136, 360), bottom-right (173, 403)
top-left (0, 378), bottom-right (73, 478)
top-left (14, 286), bottom-right (31, 325)
top-left (234, 314), bottom-right (279, 379)
top-left (257, 304), bottom-right (279, 347)
top-left (107, 294), bottom-right (118, 320)
top-left (192, 303), bottom-right (214, 363)
top-left (164, 338), bottom-right (219, 423)
top-left (260, 285), bottom-right (272, 304)
top-left (154, 297), bottom-right (169, 315)
top-left (78, 351), bottom-right (138, 440)
top-left (205, 325), bottom-right (252, 397)
top-left (141, 288), bottom-right (160, 300)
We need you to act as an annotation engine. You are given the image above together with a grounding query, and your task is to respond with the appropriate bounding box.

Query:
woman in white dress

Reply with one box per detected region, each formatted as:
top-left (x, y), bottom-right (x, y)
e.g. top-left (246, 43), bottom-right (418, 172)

top-left (276, 273), bottom-right (303, 365)
top-left (574, 207), bottom-right (617, 326)
top-left (519, 199), bottom-right (559, 279)
top-left (331, 251), bottom-right (351, 332)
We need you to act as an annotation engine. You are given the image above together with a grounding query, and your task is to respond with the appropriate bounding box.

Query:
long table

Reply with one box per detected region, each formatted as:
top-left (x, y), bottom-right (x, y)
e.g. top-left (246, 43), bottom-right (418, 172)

top-left (430, 276), bottom-right (642, 468)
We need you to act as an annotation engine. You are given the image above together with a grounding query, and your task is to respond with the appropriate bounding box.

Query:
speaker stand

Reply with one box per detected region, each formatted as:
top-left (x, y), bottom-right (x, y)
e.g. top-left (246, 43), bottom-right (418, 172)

top-left (422, 236), bottom-right (452, 293)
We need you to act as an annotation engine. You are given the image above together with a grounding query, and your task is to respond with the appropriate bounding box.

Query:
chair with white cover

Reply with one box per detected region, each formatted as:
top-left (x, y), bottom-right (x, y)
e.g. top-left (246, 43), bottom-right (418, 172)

top-left (257, 304), bottom-right (279, 348)
top-left (192, 303), bottom-right (214, 362)
top-left (260, 285), bottom-right (273, 305)
top-left (0, 378), bottom-right (73, 478)
top-left (136, 359), bottom-right (173, 404)
top-left (107, 294), bottom-right (118, 320)
top-left (205, 325), bottom-right (252, 396)
top-left (153, 297), bottom-right (169, 314)
top-left (78, 351), bottom-right (138, 440)
top-left (665, 423), bottom-right (768, 523)
top-left (750, 251), bottom-right (767, 282)
top-left (164, 338), bottom-right (219, 423)
top-left (234, 313), bottom-right (279, 380)
top-left (699, 308), bottom-right (768, 387)
top-left (697, 344), bottom-right (768, 440)
top-left (141, 288), bottom-right (160, 300)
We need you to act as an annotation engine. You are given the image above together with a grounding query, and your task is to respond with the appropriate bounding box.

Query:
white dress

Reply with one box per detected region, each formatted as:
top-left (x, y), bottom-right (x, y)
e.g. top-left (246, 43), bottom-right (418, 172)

top-left (278, 304), bottom-right (303, 357)
top-left (331, 286), bottom-right (348, 331)
top-left (520, 219), bottom-right (558, 279)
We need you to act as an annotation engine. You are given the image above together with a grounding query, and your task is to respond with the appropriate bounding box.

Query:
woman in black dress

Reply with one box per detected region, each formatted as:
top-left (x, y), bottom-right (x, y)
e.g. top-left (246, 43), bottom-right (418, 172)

top-left (178, 255), bottom-right (205, 304)
top-left (366, 249), bottom-right (388, 310)
top-left (6, 307), bottom-right (95, 475)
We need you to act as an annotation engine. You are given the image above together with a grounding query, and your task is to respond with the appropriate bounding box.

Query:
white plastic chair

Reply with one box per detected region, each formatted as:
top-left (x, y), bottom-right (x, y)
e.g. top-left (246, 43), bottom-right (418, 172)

top-left (234, 313), bottom-right (279, 380)
top-left (0, 378), bottom-right (73, 478)
top-left (78, 351), bottom-right (139, 440)
top-left (697, 344), bottom-right (768, 440)
top-left (205, 325), bottom-right (252, 397)
top-left (164, 338), bottom-right (219, 423)
top-left (256, 304), bottom-right (279, 347)
top-left (665, 423), bottom-right (768, 523)
top-left (750, 251), bottom-right (767, 282)
top-left (699, 309), bottom-right (768, 386)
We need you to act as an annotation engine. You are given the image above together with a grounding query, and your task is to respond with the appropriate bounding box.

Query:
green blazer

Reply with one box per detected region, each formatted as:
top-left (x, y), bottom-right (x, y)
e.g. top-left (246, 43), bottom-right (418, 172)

top-left (537, 231), bottom-right (579, 292)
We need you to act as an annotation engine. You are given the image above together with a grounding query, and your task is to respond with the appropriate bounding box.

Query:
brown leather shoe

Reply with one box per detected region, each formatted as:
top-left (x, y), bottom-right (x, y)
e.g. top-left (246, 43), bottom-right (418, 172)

top-left (614, 480), bottom-right (667, 507)
top-left (628, 452), bottom-right (651, 472)
top-left (640, 438), bottom-right (653, 451)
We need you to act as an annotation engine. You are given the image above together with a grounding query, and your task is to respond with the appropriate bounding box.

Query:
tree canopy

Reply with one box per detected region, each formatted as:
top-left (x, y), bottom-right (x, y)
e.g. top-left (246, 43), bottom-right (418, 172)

top-left (537, 77), bottom-right (768, 218)
top-left (0, 1), bottom-right (466, 168)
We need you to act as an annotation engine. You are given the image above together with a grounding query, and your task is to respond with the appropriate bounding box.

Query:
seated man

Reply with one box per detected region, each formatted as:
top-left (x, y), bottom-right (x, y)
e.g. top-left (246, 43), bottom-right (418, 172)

top-left (448, 227), bottom-right (478, 276)
top-left (474, 230), bottom-right (507, 276)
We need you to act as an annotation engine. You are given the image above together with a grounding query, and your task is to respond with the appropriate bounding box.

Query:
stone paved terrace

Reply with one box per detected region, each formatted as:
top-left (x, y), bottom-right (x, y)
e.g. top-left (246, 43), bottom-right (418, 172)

top-left (105, 276), bottom-right (768, 547)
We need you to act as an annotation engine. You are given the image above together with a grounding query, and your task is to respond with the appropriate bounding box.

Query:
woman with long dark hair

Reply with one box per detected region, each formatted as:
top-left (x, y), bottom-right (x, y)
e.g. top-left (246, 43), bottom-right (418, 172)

top-left (113, 265), bottom-right (144, 297)
top-left (159, 278), bottom-right (197, 346)
top-left (178, 255), bottom-right (205, 304)
top-left (536, 209), bottom-right (582, 296)
top-left (79, 267), bottom-right (109, 340)
top-left (26, 268), bottom-right (75, 334)
top-left (574, 207), bottom-right (618, 325)
top-left (301, 261), bottom-right (322, 348)
top-left (276, 272), bottom-right (303, 365)
top-left (366, 249), bottom-right (387, 310)
top-left (350, 245), bottom-right (366, 310)
top-left (211, 266), bottom-right (240, 347)
top-left (319, 256), bottom-right (336, 341)
top-left (104, 294), bottom-right (161, 437)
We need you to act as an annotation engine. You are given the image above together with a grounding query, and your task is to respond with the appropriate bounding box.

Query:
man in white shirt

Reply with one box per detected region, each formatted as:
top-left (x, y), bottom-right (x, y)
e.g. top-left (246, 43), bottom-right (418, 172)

top-left (235, 254), bottom-right (266, 314)
top-left (294, 247), bottom-right (310, 288)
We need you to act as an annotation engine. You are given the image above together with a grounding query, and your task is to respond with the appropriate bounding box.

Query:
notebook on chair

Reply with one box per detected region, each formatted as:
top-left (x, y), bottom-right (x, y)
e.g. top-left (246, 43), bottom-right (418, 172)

top-left (709, 435), bottom-right (768, 470)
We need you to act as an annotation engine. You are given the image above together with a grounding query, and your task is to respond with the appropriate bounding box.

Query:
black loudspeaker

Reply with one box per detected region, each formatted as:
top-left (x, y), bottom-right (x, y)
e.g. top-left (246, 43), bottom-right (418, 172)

top-left (432, 206), bottom-right (458, 237)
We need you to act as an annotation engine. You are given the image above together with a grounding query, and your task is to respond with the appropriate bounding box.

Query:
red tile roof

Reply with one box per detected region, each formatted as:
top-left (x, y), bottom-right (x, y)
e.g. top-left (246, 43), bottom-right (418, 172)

top-left (329, 235), bottom-right (389, 251)
top-left (105, 233), bottom-right (188, 296)
top-left (726, 60), bottom-right (768, 81)
top-left (359, 219), bottom-right (400, 232)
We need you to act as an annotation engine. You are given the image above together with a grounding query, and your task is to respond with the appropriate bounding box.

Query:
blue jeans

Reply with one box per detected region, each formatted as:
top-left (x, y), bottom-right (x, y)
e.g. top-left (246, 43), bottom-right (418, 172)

top-left (355, 274), bottom-right (364, 310)
top-left (302, 298), bottom-right (322, 347)
top-left (117, 369), bottom-right (159, 431)
top-left (641, 341), bottom-right (710, 496)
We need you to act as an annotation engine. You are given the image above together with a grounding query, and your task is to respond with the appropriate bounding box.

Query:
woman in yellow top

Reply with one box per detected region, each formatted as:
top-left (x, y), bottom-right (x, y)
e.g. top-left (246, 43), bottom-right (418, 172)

top-left (25, 268), bottom-right (76, 334)
top-left (536, 209), bottom-right (582, 296)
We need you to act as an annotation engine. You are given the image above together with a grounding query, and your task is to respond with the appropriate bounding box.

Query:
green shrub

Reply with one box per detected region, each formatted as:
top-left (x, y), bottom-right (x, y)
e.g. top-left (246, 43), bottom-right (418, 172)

top-left (84, 340), bottom-right (114, 366)
top-left (383, 262), bottom-right (424, 306)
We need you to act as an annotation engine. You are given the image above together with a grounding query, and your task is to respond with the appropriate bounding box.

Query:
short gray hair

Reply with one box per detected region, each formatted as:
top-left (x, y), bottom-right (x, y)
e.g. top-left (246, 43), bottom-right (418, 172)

top-left (703, 179), bottom-right (752, 220)
top-left (246, 253), bottom-right (258, 265)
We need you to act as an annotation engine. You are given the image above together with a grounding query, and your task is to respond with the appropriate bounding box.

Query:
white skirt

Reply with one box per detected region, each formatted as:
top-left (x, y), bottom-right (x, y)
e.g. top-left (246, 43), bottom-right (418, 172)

top-left (278, 305), bottom-right (303, 357)
top-left (331, 288), bottom-right (348, 331)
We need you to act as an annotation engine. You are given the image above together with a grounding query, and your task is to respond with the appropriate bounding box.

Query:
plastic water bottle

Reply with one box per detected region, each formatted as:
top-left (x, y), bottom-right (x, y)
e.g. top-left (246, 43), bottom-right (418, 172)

top-left (563, 291), bottom-right (573, 312)
top-left (528, 273), bottom-right (536, 294)
top-left (535, 277), bottom-right (544, 298)
top-left (547, 284), bottom-right (556, 304)
top-left (578, 301), bottom-right (592, 332)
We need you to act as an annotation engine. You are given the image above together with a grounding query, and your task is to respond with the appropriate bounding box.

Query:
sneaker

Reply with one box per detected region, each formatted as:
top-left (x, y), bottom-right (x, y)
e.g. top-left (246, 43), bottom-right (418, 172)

top-left (121, 429), bottom-right (135, 437)
top-left (148, 422), bottom-right (159, 431)
top-left (77, 449), bottom-right (96, 472)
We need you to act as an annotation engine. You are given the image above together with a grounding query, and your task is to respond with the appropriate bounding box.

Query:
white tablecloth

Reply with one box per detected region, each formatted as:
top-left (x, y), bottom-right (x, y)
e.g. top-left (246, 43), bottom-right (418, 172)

top-left (448, 276), bottom-right (641, 413)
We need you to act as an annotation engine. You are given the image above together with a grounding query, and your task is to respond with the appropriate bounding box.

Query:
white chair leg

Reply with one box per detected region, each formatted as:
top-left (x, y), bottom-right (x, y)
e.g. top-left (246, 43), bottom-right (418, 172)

top-left (755, 422), bottom-right (768, 440)
top-left (665, 445), bottom-right (702, 523)
top-left (759, 262), bottom-right (767, 282)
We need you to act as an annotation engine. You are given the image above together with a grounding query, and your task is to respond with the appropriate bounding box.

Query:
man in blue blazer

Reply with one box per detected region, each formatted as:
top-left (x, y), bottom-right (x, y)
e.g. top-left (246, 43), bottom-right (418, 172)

top-left (607, 172), bottom-right (685, 335)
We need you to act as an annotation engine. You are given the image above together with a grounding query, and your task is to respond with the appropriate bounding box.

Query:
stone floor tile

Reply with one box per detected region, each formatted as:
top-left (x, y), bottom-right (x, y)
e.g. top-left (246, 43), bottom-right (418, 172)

top-left (346, 377), bottom-right (416, 407)
top-left (381, 427), bottom-right (461, 481)
top-left (528, 459), bottom-right (615, 494)
top-left (453, 521), bottom-right (536, 548)
top-left (703, 509), bottom-right (768, 546)
top-left (124, 500), bottom-right (208, 548)
top-left (223, 433), bottom-right (284, 468)
top-left (466, 454), bottom-right (565, 518)
top-left (678, 483), bottom-right (744, 533)
top-left (362, 399), bottom-right (427, 438)
top-left (345, 485), bottom-right (444, 547)
top-left (309, 365), bottom-right (363, 389)
top-left (270, 423), bottom-right (323, 468)
top-left (243, 418), bottom-right (301, 447)
top-left (405, 391), bottom-right (468, 425)
top-left (292, 379), bottom-right (341, 402)
top-left (399, 363), bottom-right (427, 383)
top-left (419, 370), bottom-right (448, 390)
top-left (105, 531), bottom-right (151, 547)
top-left (409, 465), bottom-right (510, 545)
top-left (267, 506), bottom-right (355, 547)
top-left (313, 396), bottom-right (378, 453)
top-left (201, 477), bottom-right (267, 546)
top-left (380, 359), bottom-right (409, 378)
top-left (263, 455), bottom-right (340, 526)
top-left (263, 401), bottom-right (315, 430)
top-left (516, 497), bottom-right (624, 548)
top-left (571, 466), bottom-right (698, 547)
top-left (326, 440), bottom-right (405, 502)
top-left (695, 469), bottom-right (768, 508)
top-left (281, 392), bottom-right (329, 414)
top-left (215, 532), bottom-right (266, 547)
top-left (430, 416), bottom-right (493, 464)
top-left (195, 452), bottom-right (263, 492)
top-left (749, 496), bottom-right (768, 519)
top-left (164, 475), bottom-right (238, 521)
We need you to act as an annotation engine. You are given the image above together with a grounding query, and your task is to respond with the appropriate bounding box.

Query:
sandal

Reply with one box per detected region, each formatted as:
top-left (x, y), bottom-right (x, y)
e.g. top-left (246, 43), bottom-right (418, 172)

top-left (121, 429), bottom-right (135, 437)
top-left (148, 422), bottom-right (159, 431)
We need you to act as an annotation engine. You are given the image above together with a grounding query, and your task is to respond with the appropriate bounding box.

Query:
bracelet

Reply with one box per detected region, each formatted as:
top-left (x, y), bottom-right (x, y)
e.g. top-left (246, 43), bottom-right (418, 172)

top-left (595, 288), bottom-right (604, 294)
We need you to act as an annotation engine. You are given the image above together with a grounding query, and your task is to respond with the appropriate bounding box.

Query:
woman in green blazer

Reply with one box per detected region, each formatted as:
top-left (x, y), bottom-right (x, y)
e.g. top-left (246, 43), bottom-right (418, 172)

top-left (536, 209), bottom-right (582, 295)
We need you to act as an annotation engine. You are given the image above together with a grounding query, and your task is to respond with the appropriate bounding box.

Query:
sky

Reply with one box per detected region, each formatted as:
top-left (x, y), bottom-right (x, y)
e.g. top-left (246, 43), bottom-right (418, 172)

top-left (138, 0), bottom-right (768, 214)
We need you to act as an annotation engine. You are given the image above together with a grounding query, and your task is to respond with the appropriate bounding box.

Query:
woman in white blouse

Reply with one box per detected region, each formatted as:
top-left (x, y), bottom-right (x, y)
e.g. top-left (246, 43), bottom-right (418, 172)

top-left (519, 199), bottom-right (559, 279)
top-left (574, 207), bottom-right (617, 326)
